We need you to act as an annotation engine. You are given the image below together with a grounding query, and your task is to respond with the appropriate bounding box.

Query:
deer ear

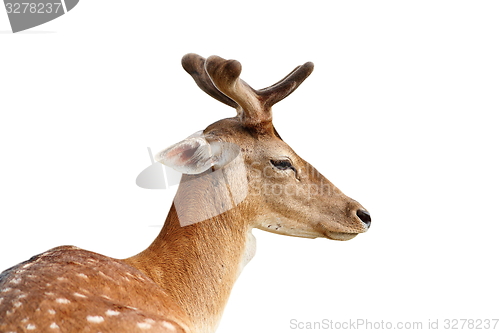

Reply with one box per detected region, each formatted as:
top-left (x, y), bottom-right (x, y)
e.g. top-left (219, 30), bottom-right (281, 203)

top-left (155, 134), bottom-right (213, 175)
top-left (155, 132), bottom-right (239, 175)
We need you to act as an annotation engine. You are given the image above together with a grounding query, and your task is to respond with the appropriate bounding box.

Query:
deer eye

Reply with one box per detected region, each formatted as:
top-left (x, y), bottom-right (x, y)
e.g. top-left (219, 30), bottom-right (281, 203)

top-left (270, 159), bottom-right (294, 171)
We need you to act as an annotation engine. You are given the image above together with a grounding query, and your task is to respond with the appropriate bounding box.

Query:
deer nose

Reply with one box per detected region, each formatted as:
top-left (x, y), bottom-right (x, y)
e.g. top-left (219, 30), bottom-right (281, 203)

top-left (356, 209), bottom-right (371, 228)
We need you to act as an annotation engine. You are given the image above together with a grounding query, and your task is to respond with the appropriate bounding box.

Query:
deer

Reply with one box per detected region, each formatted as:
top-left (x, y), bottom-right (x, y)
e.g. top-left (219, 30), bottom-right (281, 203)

top-left (0, 53), bottom-right (371, 333)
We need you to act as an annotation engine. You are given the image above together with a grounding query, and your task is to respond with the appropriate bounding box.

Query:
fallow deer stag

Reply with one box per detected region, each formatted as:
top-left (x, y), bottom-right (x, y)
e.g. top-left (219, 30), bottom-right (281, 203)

top-left (0, 54), bottom-right (371, 333)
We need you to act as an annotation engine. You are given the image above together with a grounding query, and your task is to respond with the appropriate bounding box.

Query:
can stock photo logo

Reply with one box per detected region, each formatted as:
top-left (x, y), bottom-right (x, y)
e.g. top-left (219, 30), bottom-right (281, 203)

top-left (3, 0), bottom-right (78, 33)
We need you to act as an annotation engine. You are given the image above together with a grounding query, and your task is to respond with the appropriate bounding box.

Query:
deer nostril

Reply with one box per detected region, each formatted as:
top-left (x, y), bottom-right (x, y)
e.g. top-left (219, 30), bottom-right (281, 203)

top-left (356, 209), bottom-right (371, 228)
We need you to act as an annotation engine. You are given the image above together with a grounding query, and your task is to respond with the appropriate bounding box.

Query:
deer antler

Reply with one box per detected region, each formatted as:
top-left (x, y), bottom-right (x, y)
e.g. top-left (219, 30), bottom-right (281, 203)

top-left (205, 55), bottom-right (265, 125)
top-left (182, 53), bottom-right (238, 109)
top-left (182, 53), bottom-right (314, 128)
top-left (258, 62), bottom-right (315, 109)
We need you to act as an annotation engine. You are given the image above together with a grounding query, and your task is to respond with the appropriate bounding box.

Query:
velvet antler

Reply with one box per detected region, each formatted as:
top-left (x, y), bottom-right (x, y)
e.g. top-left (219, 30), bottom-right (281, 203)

top-left (182, 53), bottom-right (314, 128)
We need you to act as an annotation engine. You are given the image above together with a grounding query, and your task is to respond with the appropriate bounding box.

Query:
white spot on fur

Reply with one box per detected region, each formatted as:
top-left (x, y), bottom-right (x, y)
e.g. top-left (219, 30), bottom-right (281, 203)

top-left (162, 321), bottom-right (176, 330)
top-left (55, 298), bottom-right (71, 304)
top-left (73, 292), bottom-right (87, 298)
top-left (6, 309), bottom-right (14, 316)
top-left (10, 277), bottom-right (22, 284)
top-left (48, 309), bottom-right (56, 315)
top-left (0, 297), bottom-right (3, 304)
top-left (145, 318), bottom-right (156, 324)
top-left (1, 287), bottom-right (12, 293)
top-left (124, 305), bottom-right (139, 311)
top-left (101, 295), bottom-right (111, 300)
top-left (105, 309), bottom-right (120, 316)
top-left (87, 315), bottom-right (104, 323)
top-left (23, 263), bottom-right (34, 269)
top-left (56, 277), bottom-right (68, 281)
top-left (27, 274), bottom-right (37, 279)
top-left (50, 322), bottom-right (60, 329)
top-left (17, 294), bottom-right (27, 299)
top-left (21, 317), bottom-right (29, 323)
top-left (26, 323), bottom-right (36, 330)
top-left (45, 292), bottom-right (55, 296)
top-left (76, 273), bottom-right (88, 279)
top-left (13, 301), bottom-right (23, 308)
top-left (98, 271), bottom-right (112, 280)
top-left (137, 322), bottom-right (152, 329)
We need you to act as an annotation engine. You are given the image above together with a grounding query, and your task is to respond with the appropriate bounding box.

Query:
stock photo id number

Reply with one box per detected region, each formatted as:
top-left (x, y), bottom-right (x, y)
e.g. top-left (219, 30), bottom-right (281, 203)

top-left (3, 0), bottom-right (78, 32)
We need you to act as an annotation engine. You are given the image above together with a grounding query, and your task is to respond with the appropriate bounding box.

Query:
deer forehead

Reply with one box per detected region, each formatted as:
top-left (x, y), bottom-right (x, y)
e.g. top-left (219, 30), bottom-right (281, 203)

top-left (204, 126), bottom-right (293, 158)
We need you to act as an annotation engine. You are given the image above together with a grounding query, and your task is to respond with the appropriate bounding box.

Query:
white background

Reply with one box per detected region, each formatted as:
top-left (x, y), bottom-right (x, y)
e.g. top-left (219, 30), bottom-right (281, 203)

top-left (1, 1), bottom-right (499, 332)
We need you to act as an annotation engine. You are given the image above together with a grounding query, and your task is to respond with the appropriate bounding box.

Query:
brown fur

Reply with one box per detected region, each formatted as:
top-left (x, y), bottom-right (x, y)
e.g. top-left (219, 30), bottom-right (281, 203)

top-left (0, 246), bottom-right (188, 332)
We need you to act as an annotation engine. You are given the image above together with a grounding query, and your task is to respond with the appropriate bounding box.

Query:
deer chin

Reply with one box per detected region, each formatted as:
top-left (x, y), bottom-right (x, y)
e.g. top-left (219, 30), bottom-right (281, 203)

top-left (313, 222), bottom-right (361, 241)
top-left (324, 231), bottom-right (358, 241)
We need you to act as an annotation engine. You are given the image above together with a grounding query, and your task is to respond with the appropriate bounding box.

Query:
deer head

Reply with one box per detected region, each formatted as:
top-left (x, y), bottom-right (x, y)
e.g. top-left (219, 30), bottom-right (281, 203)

top-left (156, 53), bottom-right (371, 240)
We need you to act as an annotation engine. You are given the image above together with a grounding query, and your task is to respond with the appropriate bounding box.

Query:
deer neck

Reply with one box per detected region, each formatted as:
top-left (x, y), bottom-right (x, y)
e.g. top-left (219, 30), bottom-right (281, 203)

top-left (125, 162), bottom-right (255, 333)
